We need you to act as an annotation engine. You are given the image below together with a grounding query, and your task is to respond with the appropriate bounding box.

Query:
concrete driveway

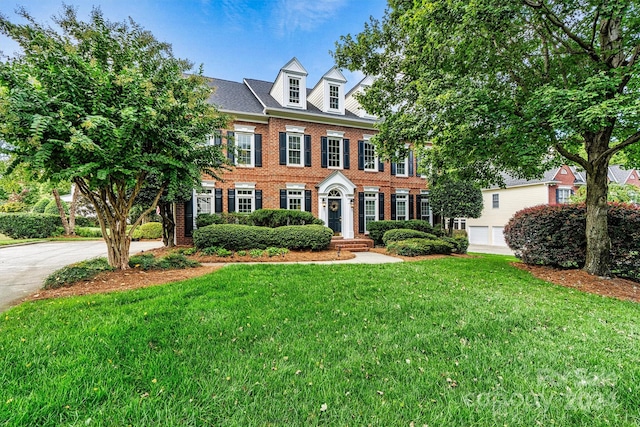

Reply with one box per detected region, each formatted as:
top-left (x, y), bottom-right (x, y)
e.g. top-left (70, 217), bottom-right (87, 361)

top-left (0, 240), bottom-right (163, 312)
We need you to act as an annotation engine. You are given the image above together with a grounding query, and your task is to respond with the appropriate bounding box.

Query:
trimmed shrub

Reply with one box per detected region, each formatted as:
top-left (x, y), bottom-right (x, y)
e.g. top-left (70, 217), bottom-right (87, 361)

top-left (44, 258), bottom-right (114, 289)
top-left (75, 216), bottom-right (99, 227)
top-left (132, 222), bottom-right (162, 240)
top-left (129, 252), bottom-right (199, 270)
top-left (251, 209), bottom-right (323, 227)
top-left (0, 213), bottom-right (62, 238)
top-left (368, 220), bottom-right (439, 246)
top-left (441, 236), bottom-right (470, 254)
top-left (504, 203), bottom-right (640, 279)
top-left (387, 238), bottom-right (454, 256)
top-left (75, 226), bottom-right (103, 238)
top-left (193, 224), bottom-right (333, 251)
top-left (44, 199), bottom-right (69, 215)
top-left (382, 228), bottom-right (437, 245)
top-left (32, 198), bottom-right (52, 213)
top-left (0, 202), bottom-right (27, 213)
top-left (196, 213), bottom-right (224, 228)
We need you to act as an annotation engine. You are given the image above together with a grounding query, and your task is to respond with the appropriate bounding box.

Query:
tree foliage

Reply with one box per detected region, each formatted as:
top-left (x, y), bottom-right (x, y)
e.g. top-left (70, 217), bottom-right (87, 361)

top-left (0, 6), bottom-right (228, 268)
top-left (429, 179), bottom-right (483, 234)
top-left (334, 0), bottom-right (640, 276)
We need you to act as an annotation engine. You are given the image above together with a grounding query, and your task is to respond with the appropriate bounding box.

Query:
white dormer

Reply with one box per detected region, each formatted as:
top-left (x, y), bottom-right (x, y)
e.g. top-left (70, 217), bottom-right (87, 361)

top-left (345, 75), bottom-right (376, 119)
top-left (270, 57), bottom-right (308, 109)
top-left (309, 67), bottom-right (347, 115)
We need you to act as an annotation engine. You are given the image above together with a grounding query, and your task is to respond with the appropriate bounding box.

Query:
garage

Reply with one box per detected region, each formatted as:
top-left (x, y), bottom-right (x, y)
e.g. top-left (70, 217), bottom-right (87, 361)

top-left (468, 226), bottom-right (489, 245)
top-left (492, 226), bottom-right (507, 246)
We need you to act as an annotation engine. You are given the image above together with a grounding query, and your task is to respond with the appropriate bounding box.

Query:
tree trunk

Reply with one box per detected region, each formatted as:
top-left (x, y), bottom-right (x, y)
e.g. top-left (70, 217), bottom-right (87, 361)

top-left (447, 217), bottom-right (455, 236)
top-left (68, 185), bottom-right (79, 235)
top-left (103, 224), bottom-right (132, 270)
top-left (52, 188), bottom-right (71, 235)
top-left (584, 135), bottom-right (612, 277)
top-left (159, 202), bottom-right (175, 247)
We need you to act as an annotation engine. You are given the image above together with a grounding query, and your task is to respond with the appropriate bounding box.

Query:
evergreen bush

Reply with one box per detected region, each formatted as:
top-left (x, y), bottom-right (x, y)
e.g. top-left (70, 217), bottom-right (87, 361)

top-left (382, 228), bottom-right (437, 245)
top-left (32, 198), bottom-right (52, 213)
top-left (368, 220), bottom-right (439, 246)
top-left (132, 222), bottom-right (162, 239)
top-left (386, 238), bottom-right (454, 256)
top-left (44, 199), bottom-right (69, 215)
top-left (193, 224), bottom-right (332, 251)
top-left (0, 213), bottom-right (62, 238)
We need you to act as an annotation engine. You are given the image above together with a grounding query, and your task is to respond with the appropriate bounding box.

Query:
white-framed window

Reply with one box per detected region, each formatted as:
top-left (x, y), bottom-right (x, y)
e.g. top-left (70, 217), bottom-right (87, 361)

top-left (557, 188), bottom-right (572, 204)
top-left (453, 218), bottom-right (466, 230)
top-left (364, 192), bottom-right (378, 233)
top-left (492, 193), bottom-right (499, 209)
top-left (287, 190), bottom-right (303, 211)
top-left (420, 195), bottom-right (431, 221)
top-left (395, 154), bottom-right (409, 177)
top-left (329, 84), bottom-right (340, 110)
top-left (235, 132), bottom-right (254, 167)
top-left (287, 133), bottom-right (302, 166)
top-left (364, 140), bottom-right (377, 172)
top-left (396, 194), bottom-right (408, 220)
top-left (237, 189), bottom-right (255, 213)
top-left (328, 137), bottom-right (342, 168)
top-left (289, 77), bottom-right (300, 105)
top-left (196, 186), bottom-right (214, 215)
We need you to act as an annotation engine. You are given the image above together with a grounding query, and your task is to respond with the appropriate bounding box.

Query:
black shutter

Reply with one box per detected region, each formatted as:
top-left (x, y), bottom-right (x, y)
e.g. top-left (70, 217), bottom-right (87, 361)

top-left (358, 140), bottom-right (364, 170)
top-left (304, 135), bottom-right (312, 167)
top-left (255, 134), bottom-right (262, 167)
top-left (391, 162), bottom-right (397, 176)
top-left (321, 136), bottom-right (328, 168)
top-left (343, 139), bottom-right (350, 169)
top-left (184, 196), bottom-right (194, 237)
top-left (358, 192), bottom-right (365, 234)
top-left (280, 189), bottom-right (287, 209)
top-left (305, 190), bottom-right (312, 212)
top-left (215, 188), bottom-right (223, 213)
top-left (227, 131), bottom-right (235, 163)
top-left (379, 159), bottom-right (384, 172)
top-left (408, 151), bottom-right (414, 176)
top-left (555, 189), bottom-right (559, 204)
top-left (379, 193), bottom-right (385, 220)
top-left (391, 194), bottom-right (397, 220)
top-left (415, 194), bottom-right (422, 220)
top-left (228, 189), bottom-right (235, 213)
top-left (409, 194), bottom-right (415, 219)
top-left (255, 190), bottom-right (262, 210)
top-left (279, 132), bottom-right (286, 165)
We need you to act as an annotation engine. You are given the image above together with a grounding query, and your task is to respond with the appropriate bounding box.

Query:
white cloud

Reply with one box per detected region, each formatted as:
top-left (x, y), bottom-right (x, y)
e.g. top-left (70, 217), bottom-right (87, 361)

top-left (272, 0), bottom-right (347, 36)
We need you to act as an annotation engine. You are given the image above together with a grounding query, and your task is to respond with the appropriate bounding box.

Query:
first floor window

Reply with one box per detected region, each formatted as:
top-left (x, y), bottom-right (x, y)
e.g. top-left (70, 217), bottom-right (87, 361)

top-left (236, 132), bottom-right (253, 166)
top-left (364, 141), bottom-right (377, 171)
top-left (492, 193), bottom-right (499, 209)
top-left (197, 188), bottom-right (213, 215)
top-left (396, 194), bottom-right (408, 220)
top-left (364, 192), bottom-right (378, 233)
top-left (328, 137), bottom-right (342, 168)
top-left (288, 134), bottom-right (302, 165)
top-left (420, 196), bottom-right (431, 221)
top-left (453, 218), bottom-right (466, 230)
top-left (557, 188), bottom-right (572, 204)
top-left (237, 189), bottom-right (254, 213)
top-left (287, 190), bottom-right (303, 210)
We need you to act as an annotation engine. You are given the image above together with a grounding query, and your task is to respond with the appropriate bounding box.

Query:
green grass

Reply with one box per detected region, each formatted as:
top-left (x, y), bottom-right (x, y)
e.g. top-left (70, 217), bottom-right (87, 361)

top-left (0, 232), bottom-right (43, 246)
top-left (1, 255), bottom-right (640, 426)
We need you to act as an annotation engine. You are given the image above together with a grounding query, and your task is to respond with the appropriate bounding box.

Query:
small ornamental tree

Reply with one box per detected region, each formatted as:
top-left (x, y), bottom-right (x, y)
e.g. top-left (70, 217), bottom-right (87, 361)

top-left (0, 6), bottom-right (228, 268)
top-left (429, 179), bottom-right (483, 235)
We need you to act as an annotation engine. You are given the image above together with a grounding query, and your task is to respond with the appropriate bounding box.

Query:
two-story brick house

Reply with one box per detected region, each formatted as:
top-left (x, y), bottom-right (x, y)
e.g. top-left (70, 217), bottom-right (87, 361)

top-left (175, 58), bottom-right (429, 245)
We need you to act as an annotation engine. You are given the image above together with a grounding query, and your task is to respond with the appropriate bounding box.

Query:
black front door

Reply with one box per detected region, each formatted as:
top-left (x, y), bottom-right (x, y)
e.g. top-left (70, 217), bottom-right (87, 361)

top-left (327, 199), bottom-right (342, 234)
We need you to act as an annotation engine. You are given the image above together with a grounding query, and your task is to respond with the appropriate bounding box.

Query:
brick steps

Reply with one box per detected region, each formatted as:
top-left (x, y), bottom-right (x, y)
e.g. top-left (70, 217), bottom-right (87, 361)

top-left (329, 237), bottom-right (374, 253)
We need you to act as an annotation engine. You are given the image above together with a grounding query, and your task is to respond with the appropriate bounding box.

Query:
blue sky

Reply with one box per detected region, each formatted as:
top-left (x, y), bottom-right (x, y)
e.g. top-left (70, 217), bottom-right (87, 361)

top-left (0, 0), bottom-right (387, 91)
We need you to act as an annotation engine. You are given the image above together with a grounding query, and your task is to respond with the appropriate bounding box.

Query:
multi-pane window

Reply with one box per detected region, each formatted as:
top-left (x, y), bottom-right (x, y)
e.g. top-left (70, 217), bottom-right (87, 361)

top-left (236, 133), bottom-right (253, 166)
top-left (492, 194), bottom-right (499, 209)
top-left (287, 190), bottom-right (303, 211)
top-left (396, 156), bottom-right (408, 176)
top-left (396, 194), bottom-right (408, 220)
top-left (328, 137), bottom-right (342, 168)
top-left (420, 196), bottom-right (431, 221)
top-left (237, 189), bottom-right (254, 213)
top-left (289, 77), bottom-right (300, 104)
top-left (196, 188), bottom-right (213, 215)
top-left (364, 192), bottom-right (378, 233)
top-left (288, 134), bottom-right (302, 166)
top-left (329, 84), bottom-right (339, 110)
top-left (453, 218), bottom-right (466, 230)
top-left (364, 141), bottom-right (377, 171)
top-left (557, 188), bottom-right (572, 204)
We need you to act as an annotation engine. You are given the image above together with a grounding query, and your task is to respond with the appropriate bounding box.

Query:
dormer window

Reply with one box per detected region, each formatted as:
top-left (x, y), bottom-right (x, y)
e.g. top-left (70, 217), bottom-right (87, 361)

top-left (329, 84), bottom-right (339, 110)
top-left (289, 77), bottom-right (300, 105)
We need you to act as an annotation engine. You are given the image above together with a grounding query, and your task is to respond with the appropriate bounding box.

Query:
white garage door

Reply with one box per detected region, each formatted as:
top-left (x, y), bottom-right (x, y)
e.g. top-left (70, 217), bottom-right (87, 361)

top-left (469, 226), bottom-right (489, 245)
top-left (492, 227), bottom-right (507, 247)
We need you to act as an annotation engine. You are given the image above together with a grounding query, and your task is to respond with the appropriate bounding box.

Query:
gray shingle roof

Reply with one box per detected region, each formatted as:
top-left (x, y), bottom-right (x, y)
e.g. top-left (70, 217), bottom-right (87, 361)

top-left (608, 164), bottom-right (634, 184)
top-left (498, 168), bottom-right (561, 187)
top-left (206, 78), bottom-right (265, 115)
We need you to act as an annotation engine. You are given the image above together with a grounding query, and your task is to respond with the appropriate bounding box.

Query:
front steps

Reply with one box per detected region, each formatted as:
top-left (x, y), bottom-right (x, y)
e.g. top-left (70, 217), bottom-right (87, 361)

top-left (329, 237), bottom-right (374, 253)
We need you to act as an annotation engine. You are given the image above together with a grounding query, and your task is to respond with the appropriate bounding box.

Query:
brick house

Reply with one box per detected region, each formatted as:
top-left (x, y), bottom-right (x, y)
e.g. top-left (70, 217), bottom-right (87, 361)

top-left (175, 58), bottom-right (428, 245)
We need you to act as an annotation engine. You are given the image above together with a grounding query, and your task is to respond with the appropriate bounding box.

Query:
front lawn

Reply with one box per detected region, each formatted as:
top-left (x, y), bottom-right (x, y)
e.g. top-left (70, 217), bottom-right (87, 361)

top-left (1, 255), bottom-right (639, 426)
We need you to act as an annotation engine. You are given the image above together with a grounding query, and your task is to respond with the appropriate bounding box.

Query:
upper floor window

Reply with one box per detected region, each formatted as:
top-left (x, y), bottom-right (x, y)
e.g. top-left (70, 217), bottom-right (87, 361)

top-left (396, 155), bottom-right (408, 177)
top-left (329, 84), bottom-right (339, 110)
top-left (289, 77), bottom-right (300, 105)
top-left (364, 141), bottom-right (377, 171)
top-left (492, 193), bottom-right (499, 209)
top-left (328, 137), bottom-right (342, 168)
top-left (236, 132), bottom-right (254, 167)
top-left (288, 134), bottom-right (302, 166)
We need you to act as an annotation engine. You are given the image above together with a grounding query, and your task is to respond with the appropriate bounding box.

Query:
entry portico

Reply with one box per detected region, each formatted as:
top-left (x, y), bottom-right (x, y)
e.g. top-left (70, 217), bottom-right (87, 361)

top-left (317, 171), bottom-right (356, 238)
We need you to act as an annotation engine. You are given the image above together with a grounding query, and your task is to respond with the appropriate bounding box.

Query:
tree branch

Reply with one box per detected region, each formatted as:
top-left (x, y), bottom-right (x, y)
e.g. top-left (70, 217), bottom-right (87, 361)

top-left (128, 184), bottom-right (165, 236)
top-left (603, 131), bottom-right (640, 159)
top-left (554, 142), bottom-right (588, 170)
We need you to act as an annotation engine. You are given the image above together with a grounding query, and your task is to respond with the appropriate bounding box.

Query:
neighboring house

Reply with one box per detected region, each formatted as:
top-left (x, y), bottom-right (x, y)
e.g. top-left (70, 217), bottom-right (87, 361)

top-left (466, 164), bottom-right (640, 247)
top-left (174, 58), bottom-right (428, 245)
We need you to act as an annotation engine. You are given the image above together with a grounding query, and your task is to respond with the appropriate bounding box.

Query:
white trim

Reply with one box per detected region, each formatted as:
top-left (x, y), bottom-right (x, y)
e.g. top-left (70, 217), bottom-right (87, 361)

top-left (235, 182), bottom-right (256, 189)
top-left (396, 188), bottom-right (410, 195)
top-left (364, 186), bottom-right (379, 192)
top-left (327, 130), bottom-right (345, 138)
top-left (286, 183), bottom-right (306, 190)
top-left (234, 132), bottom-right (255, 168)
top-left (201, 180), bottom-right (215, 188)
top-left (363, 134), bottom-right (374, 140)
top-left (233, 124), bottom-right (256, 133)
top-left (285, 125), bottom-right (306, 133)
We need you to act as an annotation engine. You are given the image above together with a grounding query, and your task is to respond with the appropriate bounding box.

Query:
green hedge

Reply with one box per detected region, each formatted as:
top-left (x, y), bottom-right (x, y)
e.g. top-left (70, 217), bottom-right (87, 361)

top-left (382, 228), bottom-right (437, 245)
top-left (75, 226), bottom-right (103, 238)
top-left (251, 209), bottom-right (324, 227)
top-left (368, 220), bottom-right (440, 246)
top-left (386, 238), bottom-right (454, 256)
top-left (132, 222), bottom-right (162, 239)
top-left (441, 236), bottom-right (469, 254)
top-left (193, 224), bottom-right (332, 251)
top-left (0, 213), bottom-right (63, 238)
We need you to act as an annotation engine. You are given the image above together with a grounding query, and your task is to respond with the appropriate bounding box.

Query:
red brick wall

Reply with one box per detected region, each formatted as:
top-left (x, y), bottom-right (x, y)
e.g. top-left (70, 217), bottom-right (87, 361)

top-left (548, 165), bottom-right (580, 205)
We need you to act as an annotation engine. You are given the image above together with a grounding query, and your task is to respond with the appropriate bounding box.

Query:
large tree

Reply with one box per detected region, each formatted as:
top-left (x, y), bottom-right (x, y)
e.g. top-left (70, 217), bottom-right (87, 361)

top-left (334, 0), bottom-right (640, 276)
top-left (0, 6), bottom-right (228, 268)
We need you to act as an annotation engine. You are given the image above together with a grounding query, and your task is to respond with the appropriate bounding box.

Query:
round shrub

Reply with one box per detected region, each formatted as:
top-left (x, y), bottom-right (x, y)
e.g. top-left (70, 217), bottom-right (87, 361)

top-left (44, 199), bottom-right (69, 215)
top-left (196, 213), bottom-right (224, 228)
top-left (367, 220), bottom-right (438, 246)
top-left (0, 213), bottom-right (63, 238)
top-left (251, 209), bottom-right (323, 227)
top-left (504, 203), bottom-right (640, 280)
top-left (132, 222), bottom-right (162, 239)
top-left (386, 238), bottom-right (454, 256)
top-left (382, 228), bottom-right (437, 245)
top-left (32, 198), bottom-right (52, 213)
top-left (272, 224), bottom-right (333, 250)
top-left (441, 236), bottom-right (469, 254)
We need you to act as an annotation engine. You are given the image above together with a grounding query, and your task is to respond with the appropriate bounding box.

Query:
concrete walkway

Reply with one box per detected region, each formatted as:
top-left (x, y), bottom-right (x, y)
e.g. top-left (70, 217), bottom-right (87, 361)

top-left (468, 244), bottom-right (515, 256)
